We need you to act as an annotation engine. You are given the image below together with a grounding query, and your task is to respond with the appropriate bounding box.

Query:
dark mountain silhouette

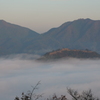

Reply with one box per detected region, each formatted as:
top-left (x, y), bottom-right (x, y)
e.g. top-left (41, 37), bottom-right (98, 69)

top-left (0, 20), bottom-right (39, 55)
top-left (42, 18), bottom-right (100, 53)
top-left (0, 18), bottom-right (100, 56)
top-left (38, 48), bottom-right (100, 61)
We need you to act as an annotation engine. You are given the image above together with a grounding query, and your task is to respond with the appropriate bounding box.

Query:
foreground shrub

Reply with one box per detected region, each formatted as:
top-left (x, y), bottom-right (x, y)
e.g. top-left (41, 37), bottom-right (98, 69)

top-left (14, 82), bottom-right (99, 100)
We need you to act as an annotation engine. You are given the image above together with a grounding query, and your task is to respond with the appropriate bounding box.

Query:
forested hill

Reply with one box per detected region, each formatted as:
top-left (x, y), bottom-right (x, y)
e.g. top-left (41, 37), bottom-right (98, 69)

top-left (38, 48), bottom-right (100, 60)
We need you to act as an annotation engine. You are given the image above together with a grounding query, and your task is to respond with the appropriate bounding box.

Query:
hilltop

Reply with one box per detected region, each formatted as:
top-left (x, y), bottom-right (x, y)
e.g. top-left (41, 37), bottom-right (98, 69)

top-left (38, 48), bottom-right (100, 61)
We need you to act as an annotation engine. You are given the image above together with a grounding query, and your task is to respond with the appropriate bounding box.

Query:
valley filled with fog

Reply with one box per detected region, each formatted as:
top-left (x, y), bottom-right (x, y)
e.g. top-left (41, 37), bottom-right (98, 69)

top-left (0, 55), bottom-right (100, 100)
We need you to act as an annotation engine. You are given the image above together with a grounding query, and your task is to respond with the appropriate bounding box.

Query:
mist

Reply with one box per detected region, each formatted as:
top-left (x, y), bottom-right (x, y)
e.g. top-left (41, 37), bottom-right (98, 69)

top-left (0, 55), bottom-right (100, 100)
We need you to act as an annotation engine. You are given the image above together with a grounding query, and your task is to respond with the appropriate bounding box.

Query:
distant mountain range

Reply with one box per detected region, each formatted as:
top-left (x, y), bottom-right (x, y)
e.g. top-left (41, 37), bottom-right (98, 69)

top-left (38, 48), bottom-right (100, 61)
top-left (0, 18), bottom-right (100, 56)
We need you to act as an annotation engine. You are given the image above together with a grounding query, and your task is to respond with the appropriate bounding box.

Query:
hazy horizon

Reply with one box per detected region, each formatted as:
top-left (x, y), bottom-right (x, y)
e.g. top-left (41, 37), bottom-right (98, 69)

top-left (0, 18), bottom-right (98, 34)
top-left (1, 0), bottom-right (100, 33)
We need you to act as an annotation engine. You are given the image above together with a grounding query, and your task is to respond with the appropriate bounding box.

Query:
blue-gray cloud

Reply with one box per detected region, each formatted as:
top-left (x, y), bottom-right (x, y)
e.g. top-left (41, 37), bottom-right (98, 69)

top-left (0, 56), bottom-right (100, 100)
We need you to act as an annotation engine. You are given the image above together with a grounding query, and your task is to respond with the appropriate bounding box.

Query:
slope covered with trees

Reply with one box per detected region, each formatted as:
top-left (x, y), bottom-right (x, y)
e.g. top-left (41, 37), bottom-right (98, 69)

top-left (38, 48), bottom-right (100, 61)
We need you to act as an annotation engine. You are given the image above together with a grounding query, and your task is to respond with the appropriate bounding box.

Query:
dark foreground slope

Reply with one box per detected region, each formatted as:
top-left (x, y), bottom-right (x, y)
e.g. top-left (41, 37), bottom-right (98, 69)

top-left (0, 18), bottom-right (100, 56)
top-left (38, 48), bottom-right (100, 61)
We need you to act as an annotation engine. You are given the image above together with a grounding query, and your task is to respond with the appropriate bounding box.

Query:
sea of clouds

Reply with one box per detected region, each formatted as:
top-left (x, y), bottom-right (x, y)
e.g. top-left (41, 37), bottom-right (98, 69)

top-left (0, 54), bottom-right (100, 100)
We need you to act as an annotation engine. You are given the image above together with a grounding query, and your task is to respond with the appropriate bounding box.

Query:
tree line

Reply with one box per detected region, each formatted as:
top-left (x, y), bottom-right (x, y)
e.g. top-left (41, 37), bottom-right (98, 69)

top-left (14, 81), bottom-right (99, 100)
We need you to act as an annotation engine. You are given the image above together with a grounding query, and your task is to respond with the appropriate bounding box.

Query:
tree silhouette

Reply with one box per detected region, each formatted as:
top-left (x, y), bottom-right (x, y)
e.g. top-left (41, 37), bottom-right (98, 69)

top-left (14, 82), bottom-right (99, 100)
top-left (67, 88), bottom-right (99, 100)
top-left (14, 81), bottom-right (43, 100)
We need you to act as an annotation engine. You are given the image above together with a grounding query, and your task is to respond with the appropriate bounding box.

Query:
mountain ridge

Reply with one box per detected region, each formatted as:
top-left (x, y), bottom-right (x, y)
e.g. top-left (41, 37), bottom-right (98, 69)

top-left (42, 18), bottom-right (100, 53)
top-left (0, 20), bottom-right (40, 55)
top-left (0, 18), bottom-right (100, 56)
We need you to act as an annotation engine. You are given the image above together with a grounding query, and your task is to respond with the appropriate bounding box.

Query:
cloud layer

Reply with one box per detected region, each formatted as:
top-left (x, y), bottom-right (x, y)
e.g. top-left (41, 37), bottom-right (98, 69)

top-left (0, 56), bottom-right (100, 100)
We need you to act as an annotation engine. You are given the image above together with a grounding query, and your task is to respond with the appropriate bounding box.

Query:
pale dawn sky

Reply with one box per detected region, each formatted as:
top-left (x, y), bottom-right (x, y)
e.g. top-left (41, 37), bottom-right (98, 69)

top-left (0, 0), bottom-right (100, 33)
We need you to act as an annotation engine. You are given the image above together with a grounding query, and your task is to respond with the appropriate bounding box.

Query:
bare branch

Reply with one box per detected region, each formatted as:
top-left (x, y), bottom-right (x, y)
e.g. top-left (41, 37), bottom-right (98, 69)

top-left (30, 81), bottom-right (41, 100)
top-left (67, 88), bottom-right (80, 100)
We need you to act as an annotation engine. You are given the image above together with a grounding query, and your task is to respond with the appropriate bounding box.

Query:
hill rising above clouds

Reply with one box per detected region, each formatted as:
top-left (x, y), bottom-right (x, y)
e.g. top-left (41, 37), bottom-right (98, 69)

top-left (38, 48), bottom-right (100, 61)
top-left (0, 18), bottom-right (100, 56)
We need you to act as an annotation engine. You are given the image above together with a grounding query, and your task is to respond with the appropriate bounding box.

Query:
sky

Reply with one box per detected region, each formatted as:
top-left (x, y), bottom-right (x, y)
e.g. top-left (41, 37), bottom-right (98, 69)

top-left (0, 0), bottom-right (100, 33)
